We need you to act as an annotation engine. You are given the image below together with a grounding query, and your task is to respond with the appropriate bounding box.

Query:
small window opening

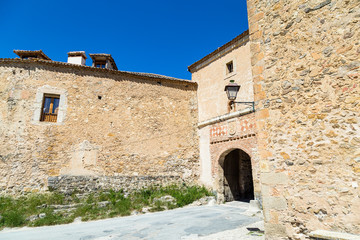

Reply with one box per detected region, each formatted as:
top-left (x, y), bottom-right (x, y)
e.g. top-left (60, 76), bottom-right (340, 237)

top-left (95, 61), bottom-right (106, 68)
top-left (40, 94), bottom-right (60, 122)
top-left (157, 81), bottom-right (162, 85)
top-left (98, 96), bottom-right (102, 100)
top-left (226, 61), bottom-right (234, 74)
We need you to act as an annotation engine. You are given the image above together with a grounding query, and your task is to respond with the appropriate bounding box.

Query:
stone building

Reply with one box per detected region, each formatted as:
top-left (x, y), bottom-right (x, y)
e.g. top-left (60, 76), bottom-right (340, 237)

top-left (188, 30), bottom-right (260, 203)
top-left (1, 0), bottom-right (359, 238)
top-left (0, 50), bottom-right (199, 194)
top-left (188, 0), bottom-right (360, 237)
top-left (245, 0), bottom-right (360, 239)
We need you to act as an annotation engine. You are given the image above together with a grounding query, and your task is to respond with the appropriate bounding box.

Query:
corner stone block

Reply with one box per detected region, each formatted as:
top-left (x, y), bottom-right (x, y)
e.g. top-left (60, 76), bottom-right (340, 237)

top-left (261, 172), bottom-right (289, 185)
top-left (250, 42), bottom-right (261, 54)
top-left (262, 196), bottom-right (287, 210)
top-left (250, 12), bottom-right (264, 24)
top-left (254, 90), bottom-right (266, 101)
top-left (251, 52), bottom-right (265, 66)
top-left (251, 30), bottom-right (263, 41)
top-left (253, 75), bottom-right (265, 83)
top-left (264, 223), bottom-right (287, 238)
top-left (269, 210), bottom-right (279, 224)
top-left (252, 65), bottom-right (264, 76)
top-left (255, 108), bottom-right (269, 119)
top-left (261, 184), bottom-right (270, 197)
top-left (248, 7), bottom-right (256, 18)
top-left (254, 83), bottom-right (262, 93)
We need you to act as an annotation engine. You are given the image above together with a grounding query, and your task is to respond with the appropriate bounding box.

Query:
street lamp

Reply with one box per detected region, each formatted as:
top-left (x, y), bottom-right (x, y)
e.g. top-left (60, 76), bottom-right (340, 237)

top-left (224, 81), bottom-right (255, 112)
top-left (224, 81), bottom-right (240, 101)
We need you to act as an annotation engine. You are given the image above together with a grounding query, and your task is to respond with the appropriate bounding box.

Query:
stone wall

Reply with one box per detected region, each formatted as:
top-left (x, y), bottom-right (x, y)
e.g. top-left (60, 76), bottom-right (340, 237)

top-left (47, 175), bottom-right (183, 195)
top-left (0, 61), bottom-right (199, 194)
top-left (246, 0), bottom-right (360, 238)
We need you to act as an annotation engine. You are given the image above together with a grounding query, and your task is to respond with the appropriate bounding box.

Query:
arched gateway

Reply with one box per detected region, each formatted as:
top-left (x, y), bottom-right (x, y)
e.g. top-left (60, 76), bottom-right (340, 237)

top-left (220, 149), bottom-right (254, 202)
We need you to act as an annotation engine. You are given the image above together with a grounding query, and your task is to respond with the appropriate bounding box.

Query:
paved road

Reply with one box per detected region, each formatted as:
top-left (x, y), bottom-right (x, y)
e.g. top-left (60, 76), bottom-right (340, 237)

top-left (0, 202), bottom-right (264, 240)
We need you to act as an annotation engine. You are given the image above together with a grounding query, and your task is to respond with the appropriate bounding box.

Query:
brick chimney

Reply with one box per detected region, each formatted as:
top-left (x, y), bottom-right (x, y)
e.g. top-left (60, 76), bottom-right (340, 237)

top-left (67, 51), bottom-right (87, 65)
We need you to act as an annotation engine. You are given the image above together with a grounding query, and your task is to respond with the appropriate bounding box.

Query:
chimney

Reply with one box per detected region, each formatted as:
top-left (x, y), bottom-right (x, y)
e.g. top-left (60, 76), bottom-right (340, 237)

top-left (67, 51), bottom-right (87, 65)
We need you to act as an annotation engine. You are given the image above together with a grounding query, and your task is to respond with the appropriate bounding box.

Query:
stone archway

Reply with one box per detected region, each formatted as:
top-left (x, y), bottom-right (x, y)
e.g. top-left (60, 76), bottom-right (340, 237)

top-left (220, 149), bottom-right (254, 202)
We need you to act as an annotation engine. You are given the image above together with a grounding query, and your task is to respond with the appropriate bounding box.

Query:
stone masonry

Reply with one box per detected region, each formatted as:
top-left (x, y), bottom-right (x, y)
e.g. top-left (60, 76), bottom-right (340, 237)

top-left (0, 59), bottom-right (199, 194)
top-left (246, 0), bottom-right (360, 238)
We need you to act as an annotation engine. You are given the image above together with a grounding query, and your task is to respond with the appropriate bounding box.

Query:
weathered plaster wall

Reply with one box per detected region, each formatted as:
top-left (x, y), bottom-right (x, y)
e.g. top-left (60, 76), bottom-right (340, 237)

top-left (198, 127), bottom-right (212, 187)
top-left (192, 40), bottom-right (254, 122)
top-left (192, 38), bottom-right (257, 193)
top-left (247, 0), bottom-right (360, 238)
top-left (0, 62), bottom-right (199, 194)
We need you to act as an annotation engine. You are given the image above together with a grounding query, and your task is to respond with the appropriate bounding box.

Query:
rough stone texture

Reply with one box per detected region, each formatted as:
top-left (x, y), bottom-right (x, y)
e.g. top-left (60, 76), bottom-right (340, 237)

top-left (0, 61), bottom-right (199, 194)
top-left (47, 175), bottom-right (183, 195)
top-left (246, 0), bottom-right (360, 238)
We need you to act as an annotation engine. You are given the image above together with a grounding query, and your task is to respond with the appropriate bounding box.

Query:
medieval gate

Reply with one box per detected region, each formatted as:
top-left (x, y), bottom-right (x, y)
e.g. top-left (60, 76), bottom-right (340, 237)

top-left (222, 148), bottom-right (254, 202)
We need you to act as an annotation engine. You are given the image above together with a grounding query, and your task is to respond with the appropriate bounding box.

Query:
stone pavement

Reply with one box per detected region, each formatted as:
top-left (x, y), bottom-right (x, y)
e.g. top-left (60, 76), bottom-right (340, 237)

top-left (0, 201), bottom-right (264, 240)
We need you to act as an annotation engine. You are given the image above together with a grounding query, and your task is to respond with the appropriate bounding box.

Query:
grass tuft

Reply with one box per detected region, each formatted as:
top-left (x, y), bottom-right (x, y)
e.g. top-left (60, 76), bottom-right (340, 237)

top-left (0, 184), bottom-right (213, 229)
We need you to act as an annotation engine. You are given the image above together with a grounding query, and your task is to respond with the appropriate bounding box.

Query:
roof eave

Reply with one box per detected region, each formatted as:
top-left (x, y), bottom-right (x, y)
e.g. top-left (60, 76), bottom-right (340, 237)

top-left (188, 30), bottom-right (249, 73)
top-left (0, 58), bottom-right (195, 86)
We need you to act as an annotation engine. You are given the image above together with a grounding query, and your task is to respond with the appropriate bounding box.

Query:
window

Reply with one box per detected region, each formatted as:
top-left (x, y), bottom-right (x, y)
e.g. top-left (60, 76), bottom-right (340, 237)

top-left (226, 61), bottom-right (234, 74)
top-left (96, 62), bottom-right (106, 68)
top-left (33, 85), bottom-right (67, 125)
top-left (40, 94), bottom-right (60, 122)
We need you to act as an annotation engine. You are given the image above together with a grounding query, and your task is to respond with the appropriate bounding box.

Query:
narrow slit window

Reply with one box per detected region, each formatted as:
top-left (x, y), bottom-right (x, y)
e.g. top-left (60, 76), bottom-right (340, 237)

top-left (40, 94), bottom-right (60, 122)
top-left (226, 61), bottom-right (234, 74)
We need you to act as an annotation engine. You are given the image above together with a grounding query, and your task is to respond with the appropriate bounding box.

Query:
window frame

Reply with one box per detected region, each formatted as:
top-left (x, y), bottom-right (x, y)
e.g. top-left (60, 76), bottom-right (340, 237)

top-left (40, 94), bottom-right (60, 122)
top-left (95, 61), bottom-right (106, 69)
top-left (32, 85), bottom-right (67, 125)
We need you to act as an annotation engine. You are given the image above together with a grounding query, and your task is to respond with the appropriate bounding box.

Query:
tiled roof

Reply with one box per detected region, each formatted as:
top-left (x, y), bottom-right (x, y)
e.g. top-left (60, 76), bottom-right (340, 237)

top-left (67, 51), bottom-right (87, 59)
top-left (0, 58), bottom-right (194, 85)
top-left (188, 30), bottom-right (249, 73)
top-left (13, 50), bottom-right (51, 60)
top-left (89, 53), bottom-right (118, 70)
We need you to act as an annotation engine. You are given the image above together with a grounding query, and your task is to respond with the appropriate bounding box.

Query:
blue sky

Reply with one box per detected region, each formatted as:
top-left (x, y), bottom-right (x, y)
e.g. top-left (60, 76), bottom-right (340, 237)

top-left (0, 0), bottom-right (248, 80)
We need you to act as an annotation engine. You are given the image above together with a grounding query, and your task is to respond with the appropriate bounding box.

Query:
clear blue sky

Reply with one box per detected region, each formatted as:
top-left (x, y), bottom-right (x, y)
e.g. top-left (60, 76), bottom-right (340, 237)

top-left (0, 0), bottom-right (249, 80)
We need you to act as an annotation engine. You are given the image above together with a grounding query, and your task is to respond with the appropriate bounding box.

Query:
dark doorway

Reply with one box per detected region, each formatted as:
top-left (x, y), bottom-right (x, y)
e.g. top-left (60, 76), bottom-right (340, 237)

top-left (223, 149), bottom-right (254, 202)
